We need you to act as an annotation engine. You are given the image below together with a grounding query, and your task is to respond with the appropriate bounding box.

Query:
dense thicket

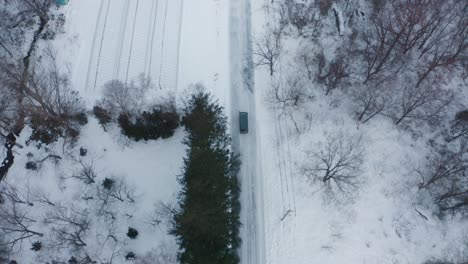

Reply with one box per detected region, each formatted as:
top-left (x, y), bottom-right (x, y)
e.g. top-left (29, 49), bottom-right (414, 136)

top-left (118, 104), bottom-right (179, 141)
top-left (171, 92), bottom-right (240, 264)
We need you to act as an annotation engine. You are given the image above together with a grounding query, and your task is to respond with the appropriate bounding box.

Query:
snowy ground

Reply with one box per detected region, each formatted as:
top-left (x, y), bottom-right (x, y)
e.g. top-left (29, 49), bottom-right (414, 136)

top-left (5, 120), bottom-right (185, 262)
top-left (2, 0), bottom-right (236, 262)
top-left (51, 0), bottom-right (183, 102)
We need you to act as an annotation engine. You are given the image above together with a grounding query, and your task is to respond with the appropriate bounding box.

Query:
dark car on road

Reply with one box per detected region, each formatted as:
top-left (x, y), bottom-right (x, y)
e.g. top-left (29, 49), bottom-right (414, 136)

top-left (239, 112), bottom-right (248, 134)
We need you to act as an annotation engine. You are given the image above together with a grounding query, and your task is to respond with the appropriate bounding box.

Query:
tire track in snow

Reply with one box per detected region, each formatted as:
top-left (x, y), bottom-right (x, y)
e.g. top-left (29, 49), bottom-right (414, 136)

top-left (92, 0), bottom-right (111, 92)
top-left (158, 0), bottom-right (169, 90)
top-left (125, 0), bottom-right (140, 85)
top-left (84, 0), bottom-right (110, 92)
top-left (146, 0), bottom-right (159, 81)
top-left (230, 0), bottom-right (265, 263)
top-left (114, 0), bottom-right (131, 80)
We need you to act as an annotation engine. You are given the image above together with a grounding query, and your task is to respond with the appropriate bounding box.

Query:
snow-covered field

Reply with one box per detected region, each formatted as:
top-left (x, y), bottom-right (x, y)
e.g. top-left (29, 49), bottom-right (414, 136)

top-left (5, 120), bottom-right (185, 262)
top-left (52, 0), bottom-right (183, 102)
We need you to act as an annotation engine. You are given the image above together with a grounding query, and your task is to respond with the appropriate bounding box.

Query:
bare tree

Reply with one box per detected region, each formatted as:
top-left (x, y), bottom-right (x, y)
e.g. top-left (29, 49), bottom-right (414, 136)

top-left (71, 160), bottom-right (97, 185)
top-left (2, 47), bottom-right (87, 144)
top-left (360, 10), bottom-right (405, 84)
top-left (16, 0), bottom-right (53, 22)
top-left (0, 194), bottom-right (43, 251)
top-left (302, 131), bottom-right (364, 199)
top-left (0, 183), bottom-right (33, 207)
top-left (417, 146), bottom-right (468, 215)
top-left (44, 205), bottom-right (90, 249)
top-left (0, 85), bottom-right (17, 132)
top-left (393, 83), bottom-right (454, 126)
top-left (295, 48), bottom-right (315, 81)
top-left (317, 57), bottom-right (349, 95)
top-left (353, 83), bottom-right (387, 123)
top-left (253, 27), bottom-right (283, 76)
top-left (447, 110), bottom-right (468, 142)
top-left (95, 177), bottom-right (136, 216)
top-left (282, 0), bottom-right (323, 36)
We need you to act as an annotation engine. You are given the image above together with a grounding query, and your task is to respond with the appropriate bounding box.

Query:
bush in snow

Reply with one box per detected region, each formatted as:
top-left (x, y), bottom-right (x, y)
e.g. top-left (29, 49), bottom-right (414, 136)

top-left (79, 147), bottom-right (87, 157)
top-left (93, 105), bottom-right (112, 130)
top-left (25, 161), bottom-right (38, 170)
top-left (30, 241), bottom-right (41, 251)
top-left (102, 178), bottom-right (115, 190)
top-left (127, 227), bottom-right (138, 239)
top-left (125, 252), bottom-right (136, 260)
top-left (118, 102), bottom-right (179, 141)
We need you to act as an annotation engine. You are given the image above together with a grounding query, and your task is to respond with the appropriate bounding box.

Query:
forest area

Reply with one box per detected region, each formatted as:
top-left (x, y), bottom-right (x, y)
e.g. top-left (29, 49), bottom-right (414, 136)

top-left (253, 0), bottom-right (467, 263)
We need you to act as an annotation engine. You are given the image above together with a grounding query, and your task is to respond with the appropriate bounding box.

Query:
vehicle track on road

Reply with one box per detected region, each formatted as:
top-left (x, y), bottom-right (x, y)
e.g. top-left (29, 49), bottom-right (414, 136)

top-left (230, 0), bottom-right (265, 263)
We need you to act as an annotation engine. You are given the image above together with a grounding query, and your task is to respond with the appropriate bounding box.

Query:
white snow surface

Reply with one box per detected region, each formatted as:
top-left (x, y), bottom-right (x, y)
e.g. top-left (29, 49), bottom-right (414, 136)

top-left (6, 120), bottom-right (185, 262)
top-left (50, 0), bottom-right (183, 103)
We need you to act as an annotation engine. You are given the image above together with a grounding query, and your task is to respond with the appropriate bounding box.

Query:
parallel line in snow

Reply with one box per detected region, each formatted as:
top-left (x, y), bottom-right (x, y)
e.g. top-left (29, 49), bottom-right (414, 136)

top-left (147, 0), bottom-right (159, 81)
top-left (84, 0), bottom-right (105, 92)
top-left (158, 0), bottom-right (169, 90)
top-left (125, 0), bottom-right (140, 85)
top-left (115, 0), bottom-right (130, 80)
top-left (93, 0), bottom-right (111, 92)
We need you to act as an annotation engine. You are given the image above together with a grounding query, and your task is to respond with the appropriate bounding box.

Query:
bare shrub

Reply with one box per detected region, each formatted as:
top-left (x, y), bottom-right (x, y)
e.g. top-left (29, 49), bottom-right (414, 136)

top-left (100, 80), bottom-right (133, 115)
top-left (302, 131), bottom-right (364, 199)
top-left (100, 74), bottom-right (152, 116)
top-left (72, 161), bottom-right (97, 185)
top-left (144, 201), bottom-right (177, 229)
top-left (135, 243), bottom-right (177, 264)
top-left (269, 75), bottom-right (307, 110)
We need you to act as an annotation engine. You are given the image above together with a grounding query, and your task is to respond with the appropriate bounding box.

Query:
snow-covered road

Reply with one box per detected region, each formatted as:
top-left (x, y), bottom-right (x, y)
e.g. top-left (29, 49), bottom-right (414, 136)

top-left (83, 0), bottom-right (183, 98)
top-left (230, 0), bottom-right (265, 263)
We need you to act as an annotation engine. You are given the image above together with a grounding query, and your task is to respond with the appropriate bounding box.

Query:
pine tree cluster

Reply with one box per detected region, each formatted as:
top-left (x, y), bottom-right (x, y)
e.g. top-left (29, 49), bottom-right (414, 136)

top-left (171, 92), bottom-right (241, 264)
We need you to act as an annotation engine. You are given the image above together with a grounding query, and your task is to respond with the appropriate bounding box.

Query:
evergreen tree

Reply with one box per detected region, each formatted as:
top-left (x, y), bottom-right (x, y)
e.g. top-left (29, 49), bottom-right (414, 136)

top-left (172, 92), bottom-right (241, 264)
